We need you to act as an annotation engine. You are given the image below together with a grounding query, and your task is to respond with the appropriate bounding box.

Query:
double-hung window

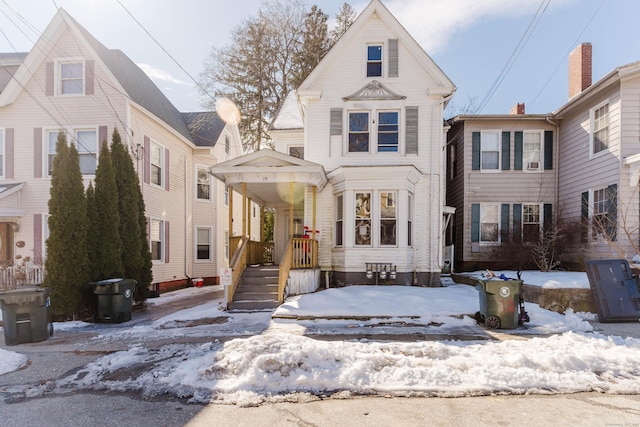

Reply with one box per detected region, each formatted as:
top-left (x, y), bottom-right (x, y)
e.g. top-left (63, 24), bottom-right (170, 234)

top-left (349, 112), bottom-right (369, 152)
top-left (377, 112), bottom-right (399, 152)
top-left (59, 62), bottom-right (84, 95)
top-left (150, 219), bottom-right (164, 262)
top-left (481, 131), bottom-right (500, 171)
top-left (367, 44), bottom-right (382, 77)
top-left (480, 204), bottom-right (500, 243)
top-left (335, 194), bottom-right (343, 246)
top-left (523, 131), bottom-right (542, 171)
top-left (380, 192), bottom-right (397, 245)
top-left (150, 141), bottom-right (164, 187)
top-left (522, 204), bottom-right (541, 242)
top-left (196, 227), bottom-right (212, 261)
top-left (0, 130), bottom-right (4, 178)
top-left (591, 102), bottom-right (609, 155)
top-left (592, 188), bottom-right (608, 238)
top-left (196, 166), bottom-right (211, 201)
top-left (355, 192), bottom-right (372, 246)
top-left (46, 129), bottom-right (97, 175)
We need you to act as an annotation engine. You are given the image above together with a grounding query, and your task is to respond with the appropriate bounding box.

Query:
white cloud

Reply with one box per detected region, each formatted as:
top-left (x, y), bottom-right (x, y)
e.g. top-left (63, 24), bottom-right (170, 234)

top-left (137, 63), bottom-right (189, 86)
top-left (385, 0), bottom-right (574, 54)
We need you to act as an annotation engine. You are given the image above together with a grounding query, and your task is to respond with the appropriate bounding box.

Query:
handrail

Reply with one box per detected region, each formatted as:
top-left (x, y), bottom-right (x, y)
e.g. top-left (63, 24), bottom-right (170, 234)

top-left (227, 236), bottom-right (248, 303)
top-left (277, 238), bottom-right (293, 303)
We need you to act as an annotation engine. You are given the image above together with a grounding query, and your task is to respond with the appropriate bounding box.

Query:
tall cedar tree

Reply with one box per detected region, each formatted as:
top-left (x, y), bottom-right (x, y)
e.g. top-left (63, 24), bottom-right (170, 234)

top-left (44, 133), bottom-right (89, 318)
top-left (88, 140), bottom-right (123, 280)
top-left (291, 5), bottom-right (330, 88)
top-left (199, 1), bottom-right (352, 152)
top-left (111, 128), bottom-right (152, 303)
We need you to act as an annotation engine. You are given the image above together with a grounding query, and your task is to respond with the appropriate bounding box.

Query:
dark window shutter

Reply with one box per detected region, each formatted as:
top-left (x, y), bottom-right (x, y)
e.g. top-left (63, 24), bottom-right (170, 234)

top-left (501, 204), bottom-right (510, 243)
top-left (544, 130), bottom-right (553, 170)
top-left (164, 148), bottom-right (170, 191)
top-left (330, 108), bottom-right (342, 136)
top-left (388, 39), bottom-right (398, 77)
top-left (471, 204), bottom-right (480, 242)
top-left (99, 126), bottom-right (108, 144)
top-left (543, 203), bottom-right (552, 232)
top-left (472, 132), bottom-right (480, 170)
top-left (45, 62), bottom-right (54, 96)
top-left (581, 191), bottom-right (589, 243)
top-left (34, 128), bottom-right (42, 178)
top-left (143, 136), bottom-right (150, 184)
top-left (34, 214), bottom-right (42, 263)
top-left (165, 221), bottom-right (170, 263)
top-left (502, 131), bottom-right (510, 170)
top-left (513, 203), bottom-right (522, 243)
top-left (85, 60), bottom-right (94, 95)
top-left (607, 184), bottom-right (617, 241)
top-left (405, 107), bottom-right (418, 154)
top-left (514, 131), bottom-right (523, 170)
top-left (5, 128), bottom-right (14, 179)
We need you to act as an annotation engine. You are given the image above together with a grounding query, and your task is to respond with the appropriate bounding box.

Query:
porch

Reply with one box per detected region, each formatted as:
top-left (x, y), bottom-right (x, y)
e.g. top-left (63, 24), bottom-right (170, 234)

top-left (210, 150), bottom-right (328, 306)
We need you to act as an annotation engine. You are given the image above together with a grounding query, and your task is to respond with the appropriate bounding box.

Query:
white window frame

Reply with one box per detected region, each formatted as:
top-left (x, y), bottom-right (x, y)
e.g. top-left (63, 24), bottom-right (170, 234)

top-left (224, 229), bottom-right (230, 260)
top-left (150, 140), bottom-right (164, 188)
top-left (224, 134), bottom-right (230, 157)
top-left (150, 218), bottom-right (165, 262)
top-left (45, 128), bottom-right (98, 176)
top-left (480, 203), bottom-right (500, 244)
top-left (354, 190), bottom-right (400, 248)
top-left (347, 109), bottom-right (402, 155)
top-left (56, 59), bottom-right (84, 95)
top-left (195, 226), bottom-right (212, 262)
top-left (523, 130), bottom-right (543, 172)
top-left (377, 111), bottom-right (400, 153)
top-left (522, 203), bottom-right (541, 243)
top-left (224, 185), bottom-right (229, 207)
top-left (480, 131), bottom-right (501, 172)
top-left (591, 187), bottom-right (608, 239)
top-left (366, 43), bottom-right (383, 78)
top-left (0, 129), bottom-right (4, 179)
top-left (407, 193), bottom-right (413, 247)
top-left (379, 191), bottom-right (397, 247)
top-left (195, 165), bottom-right (211, 202)
top-left (590, 101), bottom-right (610, 157)
top-left (335, 194), bottom-right (344, 247)
top-left (355, 191), bottom-right (372, 246)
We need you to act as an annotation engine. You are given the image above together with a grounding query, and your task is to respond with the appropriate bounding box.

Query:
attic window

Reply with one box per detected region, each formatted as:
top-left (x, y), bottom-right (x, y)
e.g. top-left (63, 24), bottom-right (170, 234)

top-left (59, 62), bottom-right (84, 94)
top-left (367, 45), bottom-right (382, 77)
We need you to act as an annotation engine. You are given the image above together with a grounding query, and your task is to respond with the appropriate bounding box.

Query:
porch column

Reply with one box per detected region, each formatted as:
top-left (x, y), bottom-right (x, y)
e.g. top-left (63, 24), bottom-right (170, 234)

top-left (260, 206), bottom-right (265, 242)
top-left (242, 182), bottom-right (247, 237)
top-left (289, 182), bottom-right (294, 237)
top-left (312, 186), bottom-right (317, 239)
top-left (228, 186), bottom-right (233, 236)
top-left (247, 197), bottom-right (252, 239)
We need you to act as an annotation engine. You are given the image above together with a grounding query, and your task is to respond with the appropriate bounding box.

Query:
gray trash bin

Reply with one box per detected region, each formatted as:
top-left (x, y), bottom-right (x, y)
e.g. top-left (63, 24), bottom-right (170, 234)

top-left (475, 279), bottom-right (523, 329)
top-left (0, 286), bottom-right (53, 345)
top-left (92, 278), bottom-right (136, 323)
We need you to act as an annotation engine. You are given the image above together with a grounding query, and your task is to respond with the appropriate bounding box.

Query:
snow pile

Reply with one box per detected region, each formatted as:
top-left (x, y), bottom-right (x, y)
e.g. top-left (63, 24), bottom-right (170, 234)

top-left (0, 348), bottom-right (28, 375)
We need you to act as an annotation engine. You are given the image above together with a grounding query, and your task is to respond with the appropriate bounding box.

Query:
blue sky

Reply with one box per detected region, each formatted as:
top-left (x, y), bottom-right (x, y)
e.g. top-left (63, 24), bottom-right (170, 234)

top-left (1, 0), bottom-right (639, 117)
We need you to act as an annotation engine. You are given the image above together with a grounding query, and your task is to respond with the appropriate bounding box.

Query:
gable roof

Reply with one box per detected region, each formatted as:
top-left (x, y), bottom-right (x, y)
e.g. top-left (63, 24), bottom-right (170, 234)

top-left (0, 9), bottom-right (222, 147)
top-left (270, 90), bottom-right (303, 130)
top-left (182, 112), bottom-right (227, 147)
top-left (0, 52), bottom-right (27, 93)
top-left (298, 0), bottom-right (455, 95)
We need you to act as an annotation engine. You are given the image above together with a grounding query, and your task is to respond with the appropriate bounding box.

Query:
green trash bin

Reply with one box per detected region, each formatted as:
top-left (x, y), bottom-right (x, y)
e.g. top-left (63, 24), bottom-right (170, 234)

top-left (0, 286), bottom-right (53, 345)
top-left (92, 279), bottom-right (137, 323)
top-left (474, 279), bottom-right (523, 329)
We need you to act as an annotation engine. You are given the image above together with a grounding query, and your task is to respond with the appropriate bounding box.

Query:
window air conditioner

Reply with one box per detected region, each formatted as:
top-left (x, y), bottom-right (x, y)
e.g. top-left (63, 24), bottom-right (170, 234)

top-left (527, 161), bottom-right (539, 170)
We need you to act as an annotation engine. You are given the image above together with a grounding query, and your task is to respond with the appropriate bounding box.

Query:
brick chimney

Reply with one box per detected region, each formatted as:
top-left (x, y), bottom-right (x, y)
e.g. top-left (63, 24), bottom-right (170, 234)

top-left (569, 42), bottom-right (592, 99)
top-left (510, 103), bottom-right (525, 115)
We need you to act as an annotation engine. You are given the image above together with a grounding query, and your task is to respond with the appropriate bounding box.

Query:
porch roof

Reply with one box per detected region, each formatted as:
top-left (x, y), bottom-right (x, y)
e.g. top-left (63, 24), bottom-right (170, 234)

top-left (209, 149), bottom-right (328, 206)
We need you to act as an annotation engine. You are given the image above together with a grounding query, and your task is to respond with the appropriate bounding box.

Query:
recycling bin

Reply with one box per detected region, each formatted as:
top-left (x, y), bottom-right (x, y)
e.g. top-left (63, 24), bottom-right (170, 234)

top-left (0, 286), bottom-right (53, 345)
top-left (475, 279), bottom-right (523, 329)
top-left (92, 278), bottom-right (137, 323)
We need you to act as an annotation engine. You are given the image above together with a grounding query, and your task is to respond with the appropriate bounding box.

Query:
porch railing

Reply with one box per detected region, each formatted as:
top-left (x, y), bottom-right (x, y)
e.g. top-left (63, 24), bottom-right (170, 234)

top-left (227, 236), bottom-right (248, 303)
top-left (277, 237), bottom-right (318, 302)
top-left (0, 264), bottom-right (45, 291)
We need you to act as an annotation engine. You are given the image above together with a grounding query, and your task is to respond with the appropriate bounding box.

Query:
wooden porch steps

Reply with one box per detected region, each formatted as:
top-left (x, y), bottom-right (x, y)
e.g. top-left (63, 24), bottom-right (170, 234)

top-left (227, 265), bottom-right (280, 311)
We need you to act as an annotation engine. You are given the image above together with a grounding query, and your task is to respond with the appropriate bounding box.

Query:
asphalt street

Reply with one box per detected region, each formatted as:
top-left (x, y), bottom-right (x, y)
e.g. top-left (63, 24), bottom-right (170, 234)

top-left (1, 286), bottom-right (640, 427)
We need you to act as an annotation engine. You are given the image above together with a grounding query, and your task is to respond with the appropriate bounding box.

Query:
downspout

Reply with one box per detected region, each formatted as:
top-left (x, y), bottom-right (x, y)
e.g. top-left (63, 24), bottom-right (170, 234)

top-left (545, 115), bottom-right (560, 222)
top-left (184, 155), bottom-right (191, 282)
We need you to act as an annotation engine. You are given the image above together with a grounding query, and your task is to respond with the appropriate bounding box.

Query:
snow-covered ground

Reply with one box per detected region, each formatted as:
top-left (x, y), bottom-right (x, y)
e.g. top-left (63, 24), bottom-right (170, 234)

top-left (2, 271), bottom-right (640, 406)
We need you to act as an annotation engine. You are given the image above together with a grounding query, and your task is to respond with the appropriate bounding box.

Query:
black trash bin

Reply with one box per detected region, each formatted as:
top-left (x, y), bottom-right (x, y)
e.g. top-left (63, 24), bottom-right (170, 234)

top-left (0, 286), bottom-right (53, 345)
top-left (92, 278), bottom-right (137, 323)
top-left (475, 278), bottom-right (523, 329)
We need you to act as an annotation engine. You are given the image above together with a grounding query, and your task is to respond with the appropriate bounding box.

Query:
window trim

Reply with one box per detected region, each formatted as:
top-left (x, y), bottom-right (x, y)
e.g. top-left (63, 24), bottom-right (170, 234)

top-left (195, 226), bottom-right (212, 262)
top-left (224, 229), bottom-right (230, 260)
top-left (521, 203), bottom-right (541, 243)
top-left (366, 43), bottom-right (383, 78)
top-left (523, 130), bottom-right (543, 173)
top-left (480, 130), bottom-right (501, 173)
top-left (195, 164), bottom-right (212, 202)
top-left (149, 140), bottom-right (165, 188)
top-left (590, 101), bottom-right (610, 158)
top-left (335, 194), bottom-right (344, 247)
top-left (353, 190), bottom-right (400, 248)
top-left (45, 127), bottom-right (98, 177)
top-left (0, 129), bottom-right (4, 179)
top-left (479, 203), bottom-right (501, 245)
top-left (150, 218), bottom-right (165, 262)
top-left (56, 58), bottom-right (85, 96)
top-left (347, 109), bottom-right (402, 155)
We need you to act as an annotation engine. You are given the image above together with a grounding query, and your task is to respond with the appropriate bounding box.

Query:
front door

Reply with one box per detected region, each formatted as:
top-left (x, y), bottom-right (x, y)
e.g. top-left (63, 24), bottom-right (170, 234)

top-left (0, 223), bottom-right (14, 263)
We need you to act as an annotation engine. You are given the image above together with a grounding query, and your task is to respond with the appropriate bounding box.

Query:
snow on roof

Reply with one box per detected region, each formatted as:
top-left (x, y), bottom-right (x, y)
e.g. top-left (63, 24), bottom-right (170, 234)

top-left (271, 90), bottom-right (303, 130)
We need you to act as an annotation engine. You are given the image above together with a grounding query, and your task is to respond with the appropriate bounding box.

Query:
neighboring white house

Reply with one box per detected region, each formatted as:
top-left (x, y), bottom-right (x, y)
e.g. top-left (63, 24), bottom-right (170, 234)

top-left (211, 0), bottom-right (456, 296)
top-left (0, 9), bottom-right (257, 292)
